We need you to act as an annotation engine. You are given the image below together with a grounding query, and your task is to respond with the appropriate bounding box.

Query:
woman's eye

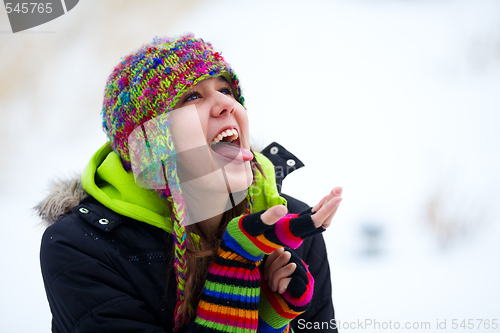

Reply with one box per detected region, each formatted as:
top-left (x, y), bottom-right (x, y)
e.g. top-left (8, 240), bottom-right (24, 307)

top-left (219, 87), bottom-right (233, 96)
top-left (184, 92), bottom-right (201, 102)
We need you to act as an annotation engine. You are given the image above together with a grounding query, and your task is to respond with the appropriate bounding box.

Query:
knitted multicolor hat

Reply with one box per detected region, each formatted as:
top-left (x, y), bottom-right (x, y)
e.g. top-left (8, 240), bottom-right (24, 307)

top-left (102, 34), bottom-right (244, 171)
top-left (101, 35), bottom-right (245, 331)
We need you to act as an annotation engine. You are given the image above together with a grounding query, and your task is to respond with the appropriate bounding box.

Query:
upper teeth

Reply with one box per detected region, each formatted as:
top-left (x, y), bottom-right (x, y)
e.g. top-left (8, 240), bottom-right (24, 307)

top-left (212, 129), bottom-right (238, 144)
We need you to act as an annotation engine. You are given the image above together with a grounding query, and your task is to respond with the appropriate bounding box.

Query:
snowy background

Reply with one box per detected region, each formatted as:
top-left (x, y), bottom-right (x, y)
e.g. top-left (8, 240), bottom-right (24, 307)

top-left (1, 0), bottom-right (499, 332)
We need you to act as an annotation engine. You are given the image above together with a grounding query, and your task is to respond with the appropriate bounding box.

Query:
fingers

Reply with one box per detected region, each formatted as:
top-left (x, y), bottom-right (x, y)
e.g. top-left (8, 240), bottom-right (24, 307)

top-left (312, 187), bottom-right (342, 213)
top-left (278, 278), bottom-right (292, 294)
top-left (312, 186), bottom-right (343, 212)
top-left (333, 186), bottom-right (343, 196)
top-left (312, 195), bottom-right (328, 213)
top-left (264, 247), bottom-right (284, 280)
top-left (311, 187), bottom-right (343, 228)
top-left (321, 195), bottom-right (342, 229)
top-left (264, 248), bottom-right (298, 293)
top-left (311, 196), bottom-right (342, 228)
top-left (267, 250), bottom-right (291, 288)
top-left (270, 262), bottom-right (296, 293)
top-left (261, 205), bottom-right (288, 225)
top-left (321, 203), bottom-right (340, 229)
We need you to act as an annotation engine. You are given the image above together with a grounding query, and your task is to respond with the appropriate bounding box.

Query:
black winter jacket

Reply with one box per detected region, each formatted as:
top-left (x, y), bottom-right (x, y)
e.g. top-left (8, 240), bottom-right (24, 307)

top-left (39, 143), bottom-right (337, 332)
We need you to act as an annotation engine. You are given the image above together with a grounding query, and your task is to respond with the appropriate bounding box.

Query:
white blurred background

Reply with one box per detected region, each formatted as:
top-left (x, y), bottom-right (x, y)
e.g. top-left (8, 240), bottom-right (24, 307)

top-left (1, 0), bottom-right (499, 332)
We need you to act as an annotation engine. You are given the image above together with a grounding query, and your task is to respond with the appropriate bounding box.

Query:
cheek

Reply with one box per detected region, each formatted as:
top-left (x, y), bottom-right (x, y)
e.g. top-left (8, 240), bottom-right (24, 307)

top-left (196, 109), bottom-right (211, 138)
top-left (236, 109), bottom-right (250, 145)
top-left (170, 105), bottom-right (207, 151)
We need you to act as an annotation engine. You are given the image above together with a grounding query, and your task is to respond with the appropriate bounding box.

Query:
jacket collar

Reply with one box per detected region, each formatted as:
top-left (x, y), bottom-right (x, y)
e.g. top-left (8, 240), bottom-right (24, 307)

top-left (82, 143), bottom-right (173, 232)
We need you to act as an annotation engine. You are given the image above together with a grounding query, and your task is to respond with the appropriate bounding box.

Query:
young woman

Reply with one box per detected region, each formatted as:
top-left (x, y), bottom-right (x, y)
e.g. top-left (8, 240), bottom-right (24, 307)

top-left (38, 35), bottom-right (342, 333)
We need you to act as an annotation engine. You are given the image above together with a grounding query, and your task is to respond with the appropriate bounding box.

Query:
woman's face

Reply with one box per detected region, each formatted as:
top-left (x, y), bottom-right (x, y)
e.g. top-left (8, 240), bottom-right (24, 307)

top-left (169, 76), bottom-right (253, 196)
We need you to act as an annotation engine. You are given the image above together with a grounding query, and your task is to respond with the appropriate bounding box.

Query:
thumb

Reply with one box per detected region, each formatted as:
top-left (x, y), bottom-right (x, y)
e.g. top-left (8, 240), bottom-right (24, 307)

top-left (261, 205), bottom-right (288, 225)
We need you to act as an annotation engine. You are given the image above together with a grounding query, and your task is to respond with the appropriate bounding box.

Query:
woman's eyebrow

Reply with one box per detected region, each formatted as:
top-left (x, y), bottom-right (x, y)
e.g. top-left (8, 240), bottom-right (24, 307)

top-left (217, 76), bottom-right (230, 84)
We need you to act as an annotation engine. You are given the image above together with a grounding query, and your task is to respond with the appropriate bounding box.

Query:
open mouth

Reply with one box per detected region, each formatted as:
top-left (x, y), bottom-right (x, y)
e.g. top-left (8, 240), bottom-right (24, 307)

top-left (210, 128), bottom-right (242, 161)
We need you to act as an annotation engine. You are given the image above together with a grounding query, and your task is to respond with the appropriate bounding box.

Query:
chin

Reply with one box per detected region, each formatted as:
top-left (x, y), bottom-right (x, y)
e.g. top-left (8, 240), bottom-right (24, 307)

top-left (223, 160), bottom-right (253, 193)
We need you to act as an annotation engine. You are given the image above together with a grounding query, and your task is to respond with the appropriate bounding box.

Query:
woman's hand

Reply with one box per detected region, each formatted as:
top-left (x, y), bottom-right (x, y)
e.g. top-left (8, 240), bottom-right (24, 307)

top-left (224, 186), bottom-right (343, 260)
top-left (261, 187), bottom-right (342, 294)
top-left (263, 247), bottom-right (295, 294)
top-left (311, 186), bottom-right (343, 229)
top-left (260, 186), bottom-right (343, 229)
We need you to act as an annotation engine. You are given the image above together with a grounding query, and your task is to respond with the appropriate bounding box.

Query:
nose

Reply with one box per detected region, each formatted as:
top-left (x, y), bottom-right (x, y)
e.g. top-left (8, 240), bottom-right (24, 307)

top-left (210, 91), bottom-right (235, 118)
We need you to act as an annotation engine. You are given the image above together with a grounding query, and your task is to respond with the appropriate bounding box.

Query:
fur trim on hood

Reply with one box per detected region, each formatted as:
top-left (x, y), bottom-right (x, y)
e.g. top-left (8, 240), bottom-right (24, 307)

top-left (35, 177), bottom-right (88, 226)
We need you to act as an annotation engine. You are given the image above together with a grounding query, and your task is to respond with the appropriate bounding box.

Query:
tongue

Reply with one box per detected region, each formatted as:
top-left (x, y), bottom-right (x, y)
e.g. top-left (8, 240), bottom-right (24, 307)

top-left (239, 147), bottom-right (254, 161)
top-left (211, 142), bottom-right (253, 161)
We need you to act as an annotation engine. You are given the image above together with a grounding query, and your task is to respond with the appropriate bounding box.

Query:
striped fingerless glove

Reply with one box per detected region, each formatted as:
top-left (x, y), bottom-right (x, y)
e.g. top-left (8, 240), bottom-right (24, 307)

top-left (258, 249), bottom-right (315, 333)
top-left (189, 208), bottom-right (323, 333)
